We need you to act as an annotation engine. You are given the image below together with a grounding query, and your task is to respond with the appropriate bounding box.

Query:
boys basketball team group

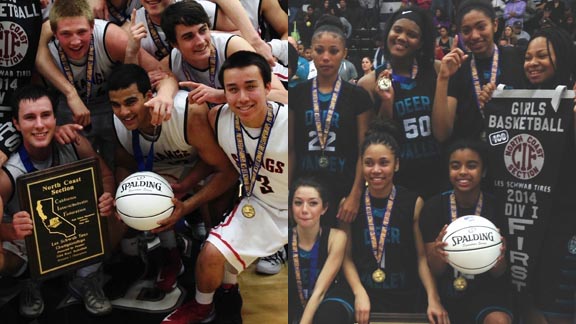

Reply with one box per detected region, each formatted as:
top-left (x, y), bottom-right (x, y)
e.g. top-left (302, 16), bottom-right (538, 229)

top-left (0, 0), bottom-right (574, 324)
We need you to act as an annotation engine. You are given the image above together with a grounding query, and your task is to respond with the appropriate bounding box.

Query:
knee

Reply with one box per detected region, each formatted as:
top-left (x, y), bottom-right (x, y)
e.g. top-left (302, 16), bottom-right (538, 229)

top-left (198, 242), bottom-right (225, 267)
top-left (483, 311), bottom-right (512, 324)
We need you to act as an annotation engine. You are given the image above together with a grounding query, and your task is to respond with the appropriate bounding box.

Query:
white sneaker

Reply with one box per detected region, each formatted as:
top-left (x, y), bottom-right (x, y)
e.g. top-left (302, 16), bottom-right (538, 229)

top-left (256, 248), bottom-right (287, 275)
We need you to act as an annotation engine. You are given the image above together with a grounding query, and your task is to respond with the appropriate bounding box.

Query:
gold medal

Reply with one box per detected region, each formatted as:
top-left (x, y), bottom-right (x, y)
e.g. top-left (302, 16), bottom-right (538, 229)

top-left (318, 155), bottom-right (329, 168)
top-left (372, 268), bottom-right (386, 283)
top-left (242, 204), bottom-right (256, 218)
top-left (377, 76), bottom-right (392, 91)
top-left (453, 276), bottom-right (467, 292)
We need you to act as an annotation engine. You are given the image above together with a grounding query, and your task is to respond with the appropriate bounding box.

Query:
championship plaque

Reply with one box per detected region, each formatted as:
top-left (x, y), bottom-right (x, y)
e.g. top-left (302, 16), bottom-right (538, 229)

top-left (17, 157), bottom-right (108, 279)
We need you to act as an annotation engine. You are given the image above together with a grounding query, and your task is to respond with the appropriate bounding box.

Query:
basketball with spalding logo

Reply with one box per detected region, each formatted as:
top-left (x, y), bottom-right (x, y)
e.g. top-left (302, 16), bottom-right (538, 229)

top-left (442, 215), bottom-right (502, 275)
top-left (115, 171), bottom-right (174, 231)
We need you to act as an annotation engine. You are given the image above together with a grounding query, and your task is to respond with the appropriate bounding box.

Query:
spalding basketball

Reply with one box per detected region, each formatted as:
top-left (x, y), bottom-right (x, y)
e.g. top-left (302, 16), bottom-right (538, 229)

top-left (442, 215), bottom-right (502, 275)
top-left (115, 171), bottom-right (174, 231)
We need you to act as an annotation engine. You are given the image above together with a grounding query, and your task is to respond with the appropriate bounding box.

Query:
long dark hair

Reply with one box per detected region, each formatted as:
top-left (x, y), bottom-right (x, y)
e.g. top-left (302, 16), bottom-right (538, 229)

top-left (381, 6), bottom-right (435, 73)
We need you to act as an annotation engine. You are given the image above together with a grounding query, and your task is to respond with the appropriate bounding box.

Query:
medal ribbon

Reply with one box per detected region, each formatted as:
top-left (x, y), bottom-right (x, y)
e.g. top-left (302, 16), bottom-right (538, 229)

top-left (449, 191), bottom-right (483, 222)
top-left (470, 45), bottom-right (499, 118)
top-left (386, 59), bottom-right (418, 82)
top-left (18, 144), bottom-right (59, 173)
top-left (145, 11), bottom-right (171, 60)
top-left (292, 228), bottom-right (320, 307)
top-left (365, 186), bottom-right (396, 270)
top-left (449, 191), bottom-right (483, 283)
top-left (132, 129), bottom-right (156, 171)
top-left (311, 77), bottom-right (341, 155)
top-left (107, 0), bottom-right (130, 24)
top-left (57, 35), bottom-right (95, 103)
top-left (183, 45), bottom-right (217, 87)
top-left (233, 105), bottom-right (275, 198)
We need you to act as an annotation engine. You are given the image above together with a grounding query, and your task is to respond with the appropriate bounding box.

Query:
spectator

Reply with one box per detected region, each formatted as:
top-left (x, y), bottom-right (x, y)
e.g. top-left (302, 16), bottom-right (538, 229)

top-left (501, 25), bottom-right (519, 46)
top-left (436, 25), bottom-right (454, 57)
top-left (503, 0), bottom-right (526, 29)
top-left (543, 0), bottom-right (566, 25)
top-left (513, 20), bottom-right (531, 41)
top-left (433, 7), bottom-right (452, 30)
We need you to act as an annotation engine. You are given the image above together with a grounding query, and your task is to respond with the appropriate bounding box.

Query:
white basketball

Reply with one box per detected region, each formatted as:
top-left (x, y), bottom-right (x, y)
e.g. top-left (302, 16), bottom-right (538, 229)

top-left (115, 171), bottom-right (174, 231)
top-left (442, 215), bottom-right (502, 275)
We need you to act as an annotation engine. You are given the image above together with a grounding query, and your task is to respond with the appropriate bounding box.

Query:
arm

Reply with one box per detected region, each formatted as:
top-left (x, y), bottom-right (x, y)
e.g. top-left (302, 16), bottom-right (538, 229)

top-left (414, 198), bottom-right (449, 324)
top-left (337, 109), bottom-right (372, 223)
top-left (338, 222), bottom-right (370, 324)
top-left (75, 134), bottom-right (115, 194)
top-left (300, 229), bottom-right (347, 324)
top-left (36, 21), bottom-right (91, 126)
top-left (432, 35), bottom-right (467, 143)
top-left (210, 0), bottom-right (275, 65)
top-left (424, 224), bottom-right (450, 276)
top-left (261, 0), bottom-right (289, 39)
top-left (152, 102), bottom-right (238, 233)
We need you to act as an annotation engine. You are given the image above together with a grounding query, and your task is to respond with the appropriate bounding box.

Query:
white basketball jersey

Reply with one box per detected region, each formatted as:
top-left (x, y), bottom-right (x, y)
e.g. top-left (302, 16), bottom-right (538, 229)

top-left (135, 7), bottom-right (170, 59)
top-left (48, 19), bottom-right (116, 104)
top-left (113, 90), bottom-right (199, 182)
top-left (239, 0), bottom-right (261, 31)
top-left (215, 101), bottom-right (288, 210)
top-left (169, 32), bottom-right (236, 88)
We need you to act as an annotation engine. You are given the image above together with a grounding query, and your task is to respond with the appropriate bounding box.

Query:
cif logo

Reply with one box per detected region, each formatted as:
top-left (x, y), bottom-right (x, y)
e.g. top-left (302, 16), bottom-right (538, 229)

top-left (0, 22), bottom-right (29, 67)
top-left (504, 134), bottom-right (544, 180)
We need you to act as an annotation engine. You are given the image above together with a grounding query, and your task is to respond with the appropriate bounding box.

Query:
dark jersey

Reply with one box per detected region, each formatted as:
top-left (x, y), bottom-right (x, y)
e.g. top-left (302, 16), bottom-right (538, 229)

top-left (447, 46), bottom-right (527, 142)
top-left (288, 226), bottom-right (331, 323)
top-left (350, 186), bottom-right (421, 312)
top-left (290, 79), bottom-right (372, 215)
top-left (419, 191), bottom-right (511, 321)
top-left (374, 64), bottom-right (446, 199)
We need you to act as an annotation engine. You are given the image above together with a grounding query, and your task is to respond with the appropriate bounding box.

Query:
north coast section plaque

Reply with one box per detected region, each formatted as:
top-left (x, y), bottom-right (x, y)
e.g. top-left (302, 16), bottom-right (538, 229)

top-left (17, 157), bottom-right (108, 279)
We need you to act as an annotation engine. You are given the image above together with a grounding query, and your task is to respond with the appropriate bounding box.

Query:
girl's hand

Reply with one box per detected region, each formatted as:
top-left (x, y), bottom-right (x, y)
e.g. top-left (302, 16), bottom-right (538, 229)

top-left (478, 82), bottom-right (496, 109)
top-left (354, 289), bottom-right (371, 324)
top-left (433, 225), bottom-right (449, 263)
top-left (438, 35), bottom-right (468, 79)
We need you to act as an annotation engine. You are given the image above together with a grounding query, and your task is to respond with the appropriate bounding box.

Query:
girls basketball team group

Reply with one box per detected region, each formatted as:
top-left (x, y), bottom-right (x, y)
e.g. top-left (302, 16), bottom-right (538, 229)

top-left (288, 0), bottom-right (575, 323)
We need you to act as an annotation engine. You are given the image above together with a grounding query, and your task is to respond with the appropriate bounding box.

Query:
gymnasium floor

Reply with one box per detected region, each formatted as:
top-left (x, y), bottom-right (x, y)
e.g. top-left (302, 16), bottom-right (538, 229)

top-left (0, 231), bottom-right (288, 324)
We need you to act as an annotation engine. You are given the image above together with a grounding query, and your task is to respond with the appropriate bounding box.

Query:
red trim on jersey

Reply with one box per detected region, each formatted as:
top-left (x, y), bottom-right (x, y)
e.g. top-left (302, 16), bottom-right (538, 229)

top-left (208, 231), bottom-right (247, 270)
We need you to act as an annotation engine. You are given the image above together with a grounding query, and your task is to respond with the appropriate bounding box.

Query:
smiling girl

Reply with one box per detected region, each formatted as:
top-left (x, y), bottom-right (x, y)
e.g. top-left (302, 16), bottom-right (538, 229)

top-left (358, 6), bottom-right (446, 199)
top-left (432, 0), bottom-right (527, 143)
top-left (420, 139), bottom-right (511, 323)
top-left (339, 118), bottom-right (448, 324)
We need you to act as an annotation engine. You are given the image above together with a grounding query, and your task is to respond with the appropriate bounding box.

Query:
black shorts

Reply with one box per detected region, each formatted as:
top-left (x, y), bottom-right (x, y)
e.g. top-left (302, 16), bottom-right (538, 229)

top-left (0, 120), bottom-right (21, 156)
top-left (445, 291), bottom-right (513, 324)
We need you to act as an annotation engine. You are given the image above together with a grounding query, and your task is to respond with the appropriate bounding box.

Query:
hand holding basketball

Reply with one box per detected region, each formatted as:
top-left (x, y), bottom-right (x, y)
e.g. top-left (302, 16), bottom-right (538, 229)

top-left (151, 198), bottom-right (184, 234)
top-left (433, 224), bottom-right (449, 263)
top-left (442, 215), bottom-right (502, 275)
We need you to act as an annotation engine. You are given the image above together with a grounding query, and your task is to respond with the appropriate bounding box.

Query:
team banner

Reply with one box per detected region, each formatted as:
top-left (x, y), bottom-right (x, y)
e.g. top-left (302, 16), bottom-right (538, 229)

top-left (483, 86), bottom-right (574, 293)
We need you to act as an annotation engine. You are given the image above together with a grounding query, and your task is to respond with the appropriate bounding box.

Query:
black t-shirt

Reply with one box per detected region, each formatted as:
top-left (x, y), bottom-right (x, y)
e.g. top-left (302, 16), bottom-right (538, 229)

top-left (447, 45), bottom-right (528, 142)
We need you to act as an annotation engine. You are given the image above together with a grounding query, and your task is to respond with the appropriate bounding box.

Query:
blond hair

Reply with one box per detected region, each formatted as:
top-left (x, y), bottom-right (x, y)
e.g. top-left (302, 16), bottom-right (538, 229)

top-left (49, 0), bottom-right (94, 32)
